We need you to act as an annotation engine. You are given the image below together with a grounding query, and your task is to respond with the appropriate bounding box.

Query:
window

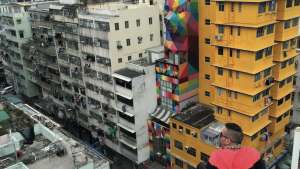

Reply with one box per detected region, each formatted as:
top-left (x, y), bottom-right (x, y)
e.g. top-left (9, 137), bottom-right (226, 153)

top-left (186, 128), bottom-right (191, 135)
top-left (205, 57), bottom-right (210, 63)
top-left (256, 50), bottom-right (264, 60)
top-left (254, 73), bottom-right (261, 81)
top-left (150, 34), bottom-right (154, 41)
top-left (268, 0), bottom-right (276, 11)
top-left (230, 49), bottom-right (233, 57)
top-left (237, 27), bottom-right (241, 36)
top-left (251, 132), bottom-right (258, 141)
top-left (231, 2), bottom-right (234, 11)
top-left (205, 91), bottom-right (210, 96)
top-left (258, 2), bottom-right (266, 13)
top-left (229, 70), bottom-right (233, 77)
top-left (284, 20), bottom-right (291, 29)
top-left (279, 80), bottom-right (285, 88)
top-left (139, 53), bottom-right (143, 58)
top-left (287, 76), bottom-right (293, 83)
top-left (264, 68), bottom-right (271, 77)
top-left (265, 46), bottom-right (273, 56)
top-left (217, 88), bottom-right (223, 96)
top-left (205, 0), bottom-right (210, 5)
top-left (236, 72), bottom-right (240, 79)
top-left (16, 19), bottom-right (21, 24)
top-left (285, 94), bottom-right (291, 101)
top-left (281, 61), bottom-right (287, 69)
top-left (238, 2), bottom-right (242, 12)
top-left (115, 23), bottom-right (119, 30)
top-left (175, 158), bottom-right (183, 168)
top-left (201, 153), bottom-right (209, 163)
top-left (295, 0), bottom-right (300, 6)
top-left (205, 74), bottom-right (210, 80)
top-left (174, 140), bottom-right (183, 150)
top-left (230, 26), bottom-right (233, 35)
top-left (19, 30), bottom-right (24, 38)
top-left (118, 58), bottom-right (122, 63)
top-left (277, 115), bottom-right (283, 122)
top-left (257, 27), bottom-right (265, 37)
top-left (289, 58), bottom-right (294, 65)
top-left (217, 107), bottom-right (223, 114)
top-left (128, 56), bottom-right (132, 61)
top-left (262, 89), bottom-right (270, 96)
top-left (267, 24), bottom-right (274, 34)
top-left (217, 67), bottom-right (223, 75)
top-left (286, 0), bottom-right (293, 7)
top-left (219, 2), bottom-right (225, 11)
top-left (218, 25), bottom-right (224, 34)
top-left (253, 93), bottom-right (261, 102)
top-left (172, 123), bottom-right (177, 129)
top-left (126, 38), bottom-right (131, 46)
top-left (136, 19), bottom-right (140, 27)
top-left (149, 17), bottom-right (153, 24)
top-left (236, 50), bottom-right (240, 58)
top-left (125, 21), bottom-right (129, 28)
top-left (252, 114), bottom-right (259, 121)
top-left (205, 19), bottom-right (211, 25)
top-left (205, 38), bottom-right (211, 44)
top-left (218, 47), bottom-right (224, 55)
top-left (278, 98), bottom-right (284, 106)
top-left (292, 18), bottom-right (299, 26)
top-left (282, 41), bottom-right (289, 50)
top-left (187, 147), bottom-right (196, 157)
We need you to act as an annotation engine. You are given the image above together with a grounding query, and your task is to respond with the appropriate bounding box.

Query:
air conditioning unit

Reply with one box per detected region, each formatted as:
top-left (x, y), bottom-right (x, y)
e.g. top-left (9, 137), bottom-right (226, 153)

top-left (260, 132), bottom-right (269, 141)
top-left (264, 97), bottom-right (271, 106)
top-left (179, 129), bottom-right (183, 133)
top-left (215, 34), bottom-right (223, 41)
top-left (185, 146), bottom-right (189, 150)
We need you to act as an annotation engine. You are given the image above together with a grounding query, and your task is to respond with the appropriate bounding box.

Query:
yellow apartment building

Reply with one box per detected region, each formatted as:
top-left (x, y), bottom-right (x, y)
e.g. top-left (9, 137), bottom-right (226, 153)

top-left (197, 0), bottom-right (299, 166)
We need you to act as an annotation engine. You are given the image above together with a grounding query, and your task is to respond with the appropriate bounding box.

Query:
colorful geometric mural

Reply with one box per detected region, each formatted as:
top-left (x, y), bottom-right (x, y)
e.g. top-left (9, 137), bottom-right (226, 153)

top-left (156, 0), bottom-right (199, 112)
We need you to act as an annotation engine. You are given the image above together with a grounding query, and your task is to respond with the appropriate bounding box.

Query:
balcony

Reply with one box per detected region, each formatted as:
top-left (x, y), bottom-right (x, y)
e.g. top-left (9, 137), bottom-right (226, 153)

top-left (115, 85), bottom-right (133, 100)
top-left (31, 21), bottom-right (52, 29)
top-left (120, 143), bottom-right (138, 162)
top-left (273, 43), bottom-right (298, 61)
top-left (213, 27), bottom-right (275, 51)
top-left (277, 0), bottom-right (300, 20)
top-left (215, 2), bottom-right (276, 26)
top-left (119, 132), bottom-right (137, 149)
top-left (273, 61), bottom-right (296, 81)
top-left (271, 79), bottom-right (294, 100)
top-left (268, 113), bottom-right (290, 134)
top-left (269, 95), bottom-right (292, 117)
top-left (275, 21), bottom-right (299, 42)
top-left (118, 115), bottom-right (135, 131)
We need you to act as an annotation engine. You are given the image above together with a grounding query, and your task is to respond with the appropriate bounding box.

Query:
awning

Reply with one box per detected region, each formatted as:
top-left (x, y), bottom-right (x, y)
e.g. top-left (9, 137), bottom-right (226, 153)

top-left (151, 106), bottom-right (173, 124)
top-left (112, 73), bottom-right (131, 82)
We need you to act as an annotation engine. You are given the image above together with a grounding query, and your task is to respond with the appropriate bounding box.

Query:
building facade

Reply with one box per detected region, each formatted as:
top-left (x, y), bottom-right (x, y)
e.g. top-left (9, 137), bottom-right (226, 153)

top-left (198, 0), bottom-right (299, 166)
top-left (0, 2), bottom-right (41, 97)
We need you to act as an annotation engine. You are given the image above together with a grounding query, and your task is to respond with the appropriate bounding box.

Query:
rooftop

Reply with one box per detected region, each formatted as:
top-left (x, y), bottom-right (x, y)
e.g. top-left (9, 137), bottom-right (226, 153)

top-left (172, 104), bottom-right (215, 129)
top-left (0, 102), bottom-right (110, 169)
top-left (114, 68), bottom-right (143, 79)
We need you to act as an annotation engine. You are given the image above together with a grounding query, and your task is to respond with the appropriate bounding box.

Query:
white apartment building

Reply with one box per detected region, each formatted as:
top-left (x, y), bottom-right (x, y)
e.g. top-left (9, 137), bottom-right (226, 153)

top-left (0, 2), bottom-right (40, 97)
top-left (49, 1), bottom-right (161, 164)
top-left (111, 57), bottom-right (157, 164)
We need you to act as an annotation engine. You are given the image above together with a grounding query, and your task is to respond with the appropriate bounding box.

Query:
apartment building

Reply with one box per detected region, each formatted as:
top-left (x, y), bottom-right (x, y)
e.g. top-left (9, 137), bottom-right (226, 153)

top-left (198, 0), bottom-right (299, 166)
top-left (49, 1), bottom-right (161, 165)
top-left (0, 2), bottom-right (41, 97)
top-left (169, 104), bottom-right (215, 169)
